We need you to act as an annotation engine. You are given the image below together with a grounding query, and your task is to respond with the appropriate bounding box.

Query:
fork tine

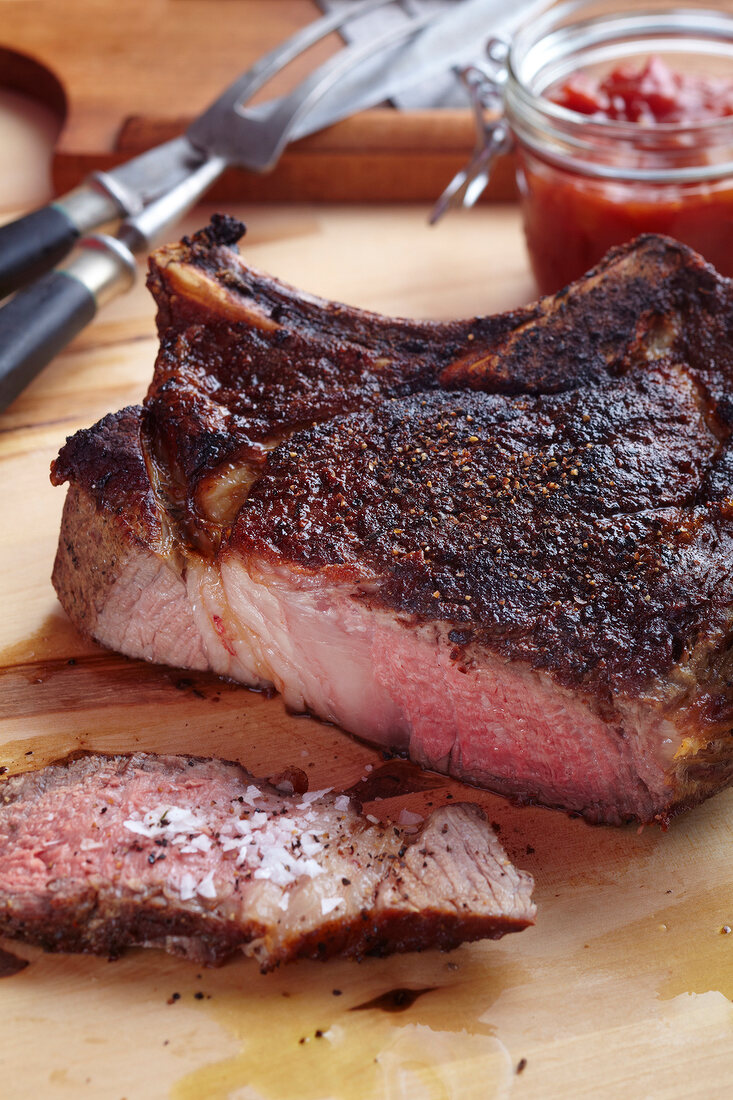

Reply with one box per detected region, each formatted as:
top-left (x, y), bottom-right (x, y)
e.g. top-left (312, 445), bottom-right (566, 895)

top-left (190, 0), bottom-right (503, 174)
top-left (192, 0), bottom-right (400, 128)
top-left (429, 162), bottom-right (474, 225)
top-left (193, 3), bottom-right (439, 170)
top-left (264, 6), bottom-right (439, 127)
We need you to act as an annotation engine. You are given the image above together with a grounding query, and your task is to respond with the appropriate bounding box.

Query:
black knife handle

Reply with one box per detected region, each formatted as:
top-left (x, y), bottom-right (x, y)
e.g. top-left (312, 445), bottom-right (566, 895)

top-left (0, 206), bottom-right (81, 299)
top-left (0, 270), bottom-right (96, 412)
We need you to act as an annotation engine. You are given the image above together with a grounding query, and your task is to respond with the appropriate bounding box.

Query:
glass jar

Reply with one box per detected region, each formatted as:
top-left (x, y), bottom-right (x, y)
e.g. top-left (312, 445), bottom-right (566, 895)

top-left (502, 1), bottom-right (733, 294)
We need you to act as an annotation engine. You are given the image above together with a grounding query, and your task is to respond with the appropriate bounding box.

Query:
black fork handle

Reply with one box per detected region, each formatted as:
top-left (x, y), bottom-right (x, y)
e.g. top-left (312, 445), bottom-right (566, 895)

top-left (0, 270), bottom-right (96, 411)
top-left (0, 206), bottom-right (81, 299)
top-left (0, 181), bottom-right (126, 300)
top-left (0, 235), bottom-right (137, 413)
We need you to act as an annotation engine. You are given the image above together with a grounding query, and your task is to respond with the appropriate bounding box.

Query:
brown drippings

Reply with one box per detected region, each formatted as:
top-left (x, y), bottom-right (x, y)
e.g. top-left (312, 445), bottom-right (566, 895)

top-left (350, 987), bottom-right (438, 1013)
top-left (1, 649), bottom-right (239, 724)
top-left (347, 760), bottom-right (451, 802)
top-left (268, 766), bottom-right (309, 795)
top-left (0, 947), bottom-right (28, 977)
top-left (577, 884), bottom-right (733, 1002)
top-left (0, 611), bottom-right (93, 670)
top-left (172, 949), bottom-right (520, 1100)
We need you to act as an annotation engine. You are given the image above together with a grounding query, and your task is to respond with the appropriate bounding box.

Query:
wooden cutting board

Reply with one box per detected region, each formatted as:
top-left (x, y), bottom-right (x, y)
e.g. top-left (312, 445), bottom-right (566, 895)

top-left (0, 0), bottom-right (515, 203)
top-left (2, 201), bottom-right (733, 1099)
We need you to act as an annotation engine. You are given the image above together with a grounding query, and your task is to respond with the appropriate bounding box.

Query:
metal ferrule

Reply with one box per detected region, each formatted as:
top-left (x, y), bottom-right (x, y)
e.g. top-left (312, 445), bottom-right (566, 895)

top-left (55, 168), bottom-right (148, 235)
top-left (61, 234), bottom-right (138, 308)
top-left (53, 184), bottom-right (122, 235)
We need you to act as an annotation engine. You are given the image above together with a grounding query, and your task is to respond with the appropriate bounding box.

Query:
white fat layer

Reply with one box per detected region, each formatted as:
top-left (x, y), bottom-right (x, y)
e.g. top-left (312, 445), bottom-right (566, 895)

top-left (218, 557), bottom-right (410, 741)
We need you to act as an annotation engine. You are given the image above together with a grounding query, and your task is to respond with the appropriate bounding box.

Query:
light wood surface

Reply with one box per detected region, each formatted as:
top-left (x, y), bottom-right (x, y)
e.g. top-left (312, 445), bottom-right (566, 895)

top-left (0, 0), bottom-right (515, 203)
top-left (2, 202), bottom-right (733, 1099)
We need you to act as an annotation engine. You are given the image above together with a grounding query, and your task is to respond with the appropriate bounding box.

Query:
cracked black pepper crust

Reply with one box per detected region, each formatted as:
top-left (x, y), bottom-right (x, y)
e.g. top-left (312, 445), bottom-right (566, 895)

top-left (141, 220), bottom-right (530, 514)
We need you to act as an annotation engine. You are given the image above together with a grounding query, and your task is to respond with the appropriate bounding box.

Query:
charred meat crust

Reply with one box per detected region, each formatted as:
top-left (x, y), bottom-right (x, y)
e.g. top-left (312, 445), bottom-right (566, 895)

top-left (51, 406), bottom-right (160, 534)
top-left (440, 234), bottom-right (731, 401)
top-left (142, 224), bottom-right (533, 535)
top-left (57, 232), bottom-right (733, 535)
top-left (52, 483), bottom-right (136, 643)
top-left (0, 753), bottom-right (535, 968)
top-left (51, 479), bottom-right (207, 671)
top-left (51, 408), bottom-right (182, 649)
top-left (149, 215), bottom-right (529, 358)
top-left (0, 897), bottom-right (529, 969)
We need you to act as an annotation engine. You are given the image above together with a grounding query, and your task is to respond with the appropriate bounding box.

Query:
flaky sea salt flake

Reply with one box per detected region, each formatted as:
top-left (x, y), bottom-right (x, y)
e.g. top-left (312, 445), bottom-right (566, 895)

top-left (321, 897), bottom-right (343, 915)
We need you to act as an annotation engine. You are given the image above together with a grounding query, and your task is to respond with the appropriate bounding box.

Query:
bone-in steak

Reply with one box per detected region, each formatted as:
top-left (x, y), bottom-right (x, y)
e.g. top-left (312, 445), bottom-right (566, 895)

top-left (51, 220), bottom-right (733, 825)
top-left (0, 753), bottom-right (534, 968)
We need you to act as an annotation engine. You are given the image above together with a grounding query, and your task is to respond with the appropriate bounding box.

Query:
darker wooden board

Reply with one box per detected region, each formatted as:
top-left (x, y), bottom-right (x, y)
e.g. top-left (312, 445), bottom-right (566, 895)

top-left (0, 0), bottom-right (516, 202)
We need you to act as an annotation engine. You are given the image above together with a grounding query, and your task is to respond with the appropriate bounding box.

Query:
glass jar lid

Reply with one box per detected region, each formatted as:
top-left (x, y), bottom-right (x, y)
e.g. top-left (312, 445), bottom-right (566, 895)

top-left (504, 1), bottom-right (733, 183)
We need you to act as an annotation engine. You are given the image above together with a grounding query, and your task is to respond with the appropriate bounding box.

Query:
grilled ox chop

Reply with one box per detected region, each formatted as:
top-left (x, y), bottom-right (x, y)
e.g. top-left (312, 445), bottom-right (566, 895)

top-left (0, 753), bottom-right (534, 968)
top-left (52, 219), bottom-right (733, 825)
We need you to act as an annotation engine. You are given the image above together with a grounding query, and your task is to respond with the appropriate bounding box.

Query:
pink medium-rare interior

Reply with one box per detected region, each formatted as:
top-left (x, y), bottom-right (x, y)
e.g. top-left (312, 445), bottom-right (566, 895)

top-left (0, 759), bottom-right (373, 931)
top-left (90, 542), bottom-right (676, 822)
top-left (217, 555), bottom-right (675, 820)
top-left (0, 754), bottom-right (538, 959)
top-left (0, 760), bottom-right (246, 896)
top-left (375, 633), bottom-right (675, 821)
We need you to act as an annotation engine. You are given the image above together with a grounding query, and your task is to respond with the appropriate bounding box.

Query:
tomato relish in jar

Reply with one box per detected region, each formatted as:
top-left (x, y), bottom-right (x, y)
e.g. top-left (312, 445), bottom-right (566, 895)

top-left (503, 2), bottom-right (733, 294)
top-left (550, 55), bottom-right (733, 124)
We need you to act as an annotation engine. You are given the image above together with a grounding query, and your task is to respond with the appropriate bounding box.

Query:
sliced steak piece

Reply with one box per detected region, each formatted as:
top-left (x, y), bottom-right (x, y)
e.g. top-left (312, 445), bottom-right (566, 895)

top-left (51, 224), bottom-right (733, 825)
top-left (0, 753), bottom-right (535, 969)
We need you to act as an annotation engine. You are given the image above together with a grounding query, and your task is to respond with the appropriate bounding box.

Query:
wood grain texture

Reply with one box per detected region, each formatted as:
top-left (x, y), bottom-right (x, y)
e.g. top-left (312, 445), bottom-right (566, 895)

top-left (0, 0), bottom-right (517, 202)
top-left (2, 204), bottom-right (733, 1100)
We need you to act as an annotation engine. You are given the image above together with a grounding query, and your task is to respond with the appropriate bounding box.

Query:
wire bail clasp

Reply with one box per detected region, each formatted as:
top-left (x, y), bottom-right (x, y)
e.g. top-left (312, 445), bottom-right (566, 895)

top-left (430, 38), bottom-right (514, 224)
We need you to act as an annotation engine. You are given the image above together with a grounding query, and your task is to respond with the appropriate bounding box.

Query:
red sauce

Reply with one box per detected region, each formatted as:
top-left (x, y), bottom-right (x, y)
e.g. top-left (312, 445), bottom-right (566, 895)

top-left (518, 57), bottom-right (733, 293)
top-left (550, 56), bottom-right (733, 124)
